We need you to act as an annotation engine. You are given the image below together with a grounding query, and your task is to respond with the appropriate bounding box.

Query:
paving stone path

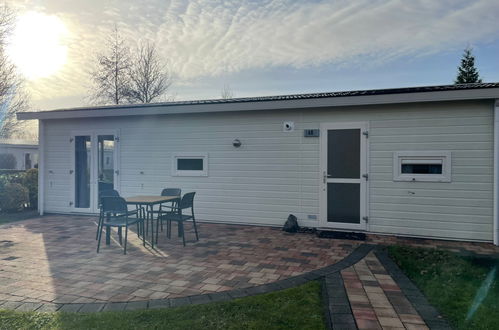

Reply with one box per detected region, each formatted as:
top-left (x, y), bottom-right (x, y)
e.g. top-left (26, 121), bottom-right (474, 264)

top-left (0, 215), bottom-right (477, 329)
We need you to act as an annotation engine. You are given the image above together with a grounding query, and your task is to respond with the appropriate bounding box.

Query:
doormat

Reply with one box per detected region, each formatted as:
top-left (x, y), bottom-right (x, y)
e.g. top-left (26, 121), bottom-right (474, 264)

top-left (317, 230), bottom-right (366, 241)
top-left (298, 227), bottom-right (317, 234)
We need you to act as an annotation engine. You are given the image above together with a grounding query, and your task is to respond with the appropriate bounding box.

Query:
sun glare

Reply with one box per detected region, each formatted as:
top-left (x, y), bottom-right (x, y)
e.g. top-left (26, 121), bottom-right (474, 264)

top-left (7, 11), bottom-right (69, 80)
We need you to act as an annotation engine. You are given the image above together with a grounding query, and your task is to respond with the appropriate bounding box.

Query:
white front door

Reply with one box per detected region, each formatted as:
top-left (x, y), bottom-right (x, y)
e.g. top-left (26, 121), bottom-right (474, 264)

top-left (319, 122), bottom-right (368, 230)
top-left (70, 130), bottom-right (120, 213)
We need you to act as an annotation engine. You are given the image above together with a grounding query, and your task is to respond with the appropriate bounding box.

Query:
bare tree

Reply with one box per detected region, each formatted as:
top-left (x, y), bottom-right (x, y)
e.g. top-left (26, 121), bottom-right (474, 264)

top-left (221, 84), bottom-right (234, 99)
top-left (126, 41), bottom-right (171, 103)
top-left (0, 64), bottom-right (30, 138)
top-left (0, 4), bottom-right (13, 40)
top-left (89, 26), bottom-right (131, 105)
top-left (0, 5), bottom-right (30, 138)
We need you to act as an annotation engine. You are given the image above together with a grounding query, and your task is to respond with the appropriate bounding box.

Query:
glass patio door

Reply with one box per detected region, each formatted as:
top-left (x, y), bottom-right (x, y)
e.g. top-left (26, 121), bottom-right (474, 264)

top-left (71, 131), bottom-right (119, 213)
top-left (97, 135), bottom-right (116, 201)
top-left (73, 135), bottom-right (92, 211)
top-left (319, 123), bottom-right (368, 230)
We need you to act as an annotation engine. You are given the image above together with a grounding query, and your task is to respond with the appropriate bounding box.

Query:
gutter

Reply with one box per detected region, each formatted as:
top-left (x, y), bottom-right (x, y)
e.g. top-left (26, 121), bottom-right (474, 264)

top-left (494, 100), bottom-right (499, 245)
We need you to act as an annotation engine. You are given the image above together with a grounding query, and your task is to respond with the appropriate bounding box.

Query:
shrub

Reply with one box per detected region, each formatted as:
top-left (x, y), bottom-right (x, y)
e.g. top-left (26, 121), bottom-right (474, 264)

top-left (0, 174), bottom-right (14, 199)
top-left (0, 183), bottom-right (29, 212)
top-left (0, 174), bottom-right (10, 188)
top-left (22, 168), bottom-right (38, 209)
top-left (5, 172), bottom-right (23, 184)
top-left (0, 153), bottom-right (17, 169)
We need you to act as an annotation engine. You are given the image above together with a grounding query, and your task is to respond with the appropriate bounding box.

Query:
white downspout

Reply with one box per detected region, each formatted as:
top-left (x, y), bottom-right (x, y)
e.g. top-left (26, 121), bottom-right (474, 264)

top-left (38, 120), bottom-right (45, 216)
top-left (494, 100), bottom-right (499, 245)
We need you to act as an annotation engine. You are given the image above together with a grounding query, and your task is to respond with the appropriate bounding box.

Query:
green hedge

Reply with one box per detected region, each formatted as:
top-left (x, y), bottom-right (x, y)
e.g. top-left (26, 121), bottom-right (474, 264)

top-left (22, 169), bottom-right (38, 209)
top-left (0, 153), bottom-right (17, 169)
top-left (0, 169), bottom-right (25, 175)
top-left (0, 169), bottom-right (38, 212)
top-left (0, 183), bottom-right (28, 212)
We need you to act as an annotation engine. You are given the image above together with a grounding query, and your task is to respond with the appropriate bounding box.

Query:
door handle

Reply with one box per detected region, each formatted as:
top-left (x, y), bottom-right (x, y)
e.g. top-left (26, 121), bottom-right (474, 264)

top-left (323, 172), bottom-right (334, 183)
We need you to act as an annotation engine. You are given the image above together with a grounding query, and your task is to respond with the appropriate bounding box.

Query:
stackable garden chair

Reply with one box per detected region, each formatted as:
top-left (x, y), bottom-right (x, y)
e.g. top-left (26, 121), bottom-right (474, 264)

top-left (97, 196), bottom-right (145, 254)
top-left (95, 189), bottom-right (120, 240)
top-left (149, 188), bottom-right (181, 234)
top-left (161, 192), bottom-right (199, 246)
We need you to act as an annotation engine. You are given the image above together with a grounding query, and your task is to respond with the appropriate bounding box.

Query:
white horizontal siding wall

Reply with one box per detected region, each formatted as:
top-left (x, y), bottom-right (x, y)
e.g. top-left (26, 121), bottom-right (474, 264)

top-left (42, 99), bottom-right (494, 242)
top-left (367, 103), bottom-right (493, 241)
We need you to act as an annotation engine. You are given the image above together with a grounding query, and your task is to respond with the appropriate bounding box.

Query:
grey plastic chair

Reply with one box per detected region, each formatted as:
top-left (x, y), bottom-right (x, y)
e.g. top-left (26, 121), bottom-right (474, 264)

top-left (160, 192), bottom-right (198, 246)
top-left (97, 196), bottom-right (145, 254)
top-left (96, 189), bottom-right (120, 240)
top-left (149, 188), bottom-right (181, 233)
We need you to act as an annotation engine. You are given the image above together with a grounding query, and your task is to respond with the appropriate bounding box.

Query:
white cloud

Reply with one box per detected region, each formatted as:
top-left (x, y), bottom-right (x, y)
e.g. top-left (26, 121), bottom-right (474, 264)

top-left (14, 0), bottom-right (499, 108)
top-left (152, 0), bottom-right (499, 78)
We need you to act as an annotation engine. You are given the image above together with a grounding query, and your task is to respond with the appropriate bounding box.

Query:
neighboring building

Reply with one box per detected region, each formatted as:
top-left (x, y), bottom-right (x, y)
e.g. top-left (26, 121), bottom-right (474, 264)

top-left (0, 139), bottom-right (38, 170)
top-left (18, 83), bottom-right (499, 245)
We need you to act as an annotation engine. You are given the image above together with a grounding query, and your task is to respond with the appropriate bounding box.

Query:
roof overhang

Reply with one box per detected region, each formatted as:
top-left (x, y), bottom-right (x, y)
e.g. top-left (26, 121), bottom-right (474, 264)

top-left (0, 143), bottom-right (38, 148)
top-left (18, 85), bottom-right (499, 121)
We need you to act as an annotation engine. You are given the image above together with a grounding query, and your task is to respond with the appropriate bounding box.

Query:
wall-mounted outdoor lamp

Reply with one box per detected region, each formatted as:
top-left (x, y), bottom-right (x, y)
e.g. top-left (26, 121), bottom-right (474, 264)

top-left (232, 139), bottom-right (242, 148)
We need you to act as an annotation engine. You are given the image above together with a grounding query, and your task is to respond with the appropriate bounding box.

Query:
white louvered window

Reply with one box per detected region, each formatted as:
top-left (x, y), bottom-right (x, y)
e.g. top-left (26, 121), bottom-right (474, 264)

top-left (393, 151), bottom-right (451, 182)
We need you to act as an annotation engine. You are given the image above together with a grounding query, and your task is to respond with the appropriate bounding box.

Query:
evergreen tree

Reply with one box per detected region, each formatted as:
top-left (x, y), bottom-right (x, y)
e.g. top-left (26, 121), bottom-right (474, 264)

top-left (455, 47), bottom-right (482, 84)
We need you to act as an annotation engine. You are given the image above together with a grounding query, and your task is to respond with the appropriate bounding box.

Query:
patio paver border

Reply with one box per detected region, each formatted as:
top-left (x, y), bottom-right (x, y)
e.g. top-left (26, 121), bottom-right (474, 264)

top-left (323, 272), bottom-right (356, 330)
top-left (0, 244), bottom-right (375, 314)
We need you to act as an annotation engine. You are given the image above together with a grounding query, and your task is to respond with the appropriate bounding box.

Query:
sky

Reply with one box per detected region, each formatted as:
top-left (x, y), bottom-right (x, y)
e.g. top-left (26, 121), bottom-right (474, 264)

top-left (6, 0), bottom-right (499, 110)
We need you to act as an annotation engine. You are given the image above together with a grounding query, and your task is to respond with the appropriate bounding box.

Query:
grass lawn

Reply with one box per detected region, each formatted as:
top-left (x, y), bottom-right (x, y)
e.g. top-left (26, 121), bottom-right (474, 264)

top-left (389, 246), bottom-right (499, 330)
top-left (0, 210), bottom-right (39, 225)
top-left (0, 281), bottom-right (325, 330)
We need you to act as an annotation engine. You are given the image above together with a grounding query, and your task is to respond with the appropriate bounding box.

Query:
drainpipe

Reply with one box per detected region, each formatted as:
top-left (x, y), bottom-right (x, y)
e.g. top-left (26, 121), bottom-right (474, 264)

top-left (494, 100), bottom-right (499, 245)
top-left (38, 120), bottom-right (45, 216)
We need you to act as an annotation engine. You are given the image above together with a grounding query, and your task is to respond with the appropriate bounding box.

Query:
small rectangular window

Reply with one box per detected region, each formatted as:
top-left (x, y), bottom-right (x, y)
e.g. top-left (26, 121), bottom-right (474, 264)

top-left (393, 151), bottom-right (451, 182)
top-left (401, 164), bottom-right (442, 174)
top-left (177, 159), bottom-right (203, 171)
top-left (172, 153), bottom-right (208, 176)
top-left (401, 159), bottom-right (443, 174)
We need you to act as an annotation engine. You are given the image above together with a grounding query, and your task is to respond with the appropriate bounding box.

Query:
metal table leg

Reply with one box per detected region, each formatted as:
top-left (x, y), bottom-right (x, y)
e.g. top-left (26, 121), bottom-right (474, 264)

top-left (105, 212), bottom-right (110, 245)
top-left (144, 206), bottom-right (148, 237)
top-left (106, 226), bottom-right (110, 245)
top-left (155, 209), bottom-right (160, 246)
top-left (149, 205), bottom-right (155, 249)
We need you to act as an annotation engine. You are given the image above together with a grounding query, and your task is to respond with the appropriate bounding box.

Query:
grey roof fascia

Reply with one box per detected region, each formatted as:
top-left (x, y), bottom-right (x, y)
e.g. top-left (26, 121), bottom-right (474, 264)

top-left (17, 86), bottom-right (499, 121)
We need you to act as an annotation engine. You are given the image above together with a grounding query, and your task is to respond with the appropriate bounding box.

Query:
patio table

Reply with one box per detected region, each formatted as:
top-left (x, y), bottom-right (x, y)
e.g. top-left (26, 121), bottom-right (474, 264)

top-left (105, 195), bottom-right (179, 249)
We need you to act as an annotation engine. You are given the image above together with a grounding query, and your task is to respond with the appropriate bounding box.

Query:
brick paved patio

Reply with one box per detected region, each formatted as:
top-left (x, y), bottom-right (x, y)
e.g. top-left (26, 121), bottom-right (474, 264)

top-left (1, 215), bottom-right (497, 328)
top-left (0, 215), bottom-right (359, 305)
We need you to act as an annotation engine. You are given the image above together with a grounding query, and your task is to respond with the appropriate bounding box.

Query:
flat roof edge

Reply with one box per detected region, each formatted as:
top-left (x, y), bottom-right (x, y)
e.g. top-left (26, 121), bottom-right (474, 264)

top-left (18, 87), bottom-right (499, 120)
top-left (0, 143), bottom-right (38, 147)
